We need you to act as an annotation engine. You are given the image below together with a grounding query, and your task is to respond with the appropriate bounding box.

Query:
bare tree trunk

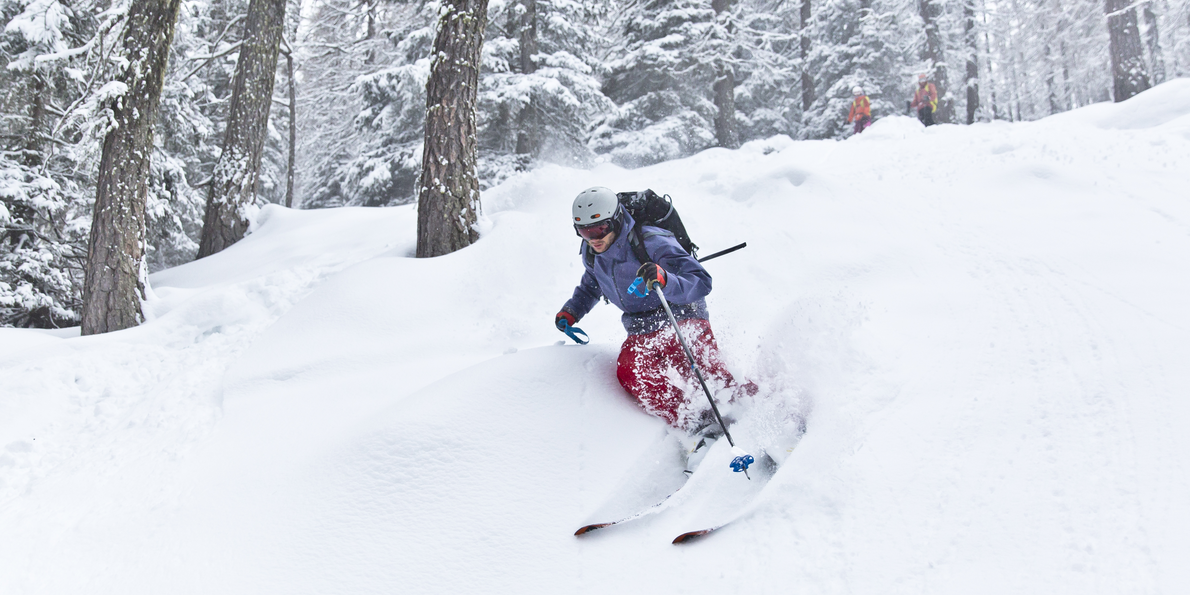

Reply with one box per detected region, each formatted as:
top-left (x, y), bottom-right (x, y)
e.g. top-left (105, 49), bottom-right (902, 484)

top-left (514, 0), bottom-right (539, 157)
top-left (1045, 42), bottom-right (1060, 114)
top-left (365, 0), bottom-right (378, 64)
top-left (963, 0), bottom-right (980, 124)
top-left (416, 0), bottom-right (488, 258)
top-left (285, 49), bottom-right (296, 208)
top-left (197, 0), bottom-right (287, 258)
top-left (1060, 39), bottom-right (1073, 107)
top-left (517, 0), bottom-right (537, 76)
top-left (8, 73), bottom-right (46, 225)
top-left (1142, 4), bottom-right (1167, 84)
top-left (82, 0), bottom-right (182, 335)
top-left (800, 0), bottom-right (814, 112)
top-left (713, 69), bottom-right (739, 148)
top-left (919, 0), bottom-right (953, 123)
top-left (712, 0), bottom-right (739, 148)
top-left (22, 73), bottom-right (46, 169)
top-left (1013, 49), bottom-right (1024, 120)
top-left (981, 1), bottom-right (999, 119)
top-left (1049, 0), bottom-right (1072, 110)
top-left (1105, 0), bottom-right (1151, 101)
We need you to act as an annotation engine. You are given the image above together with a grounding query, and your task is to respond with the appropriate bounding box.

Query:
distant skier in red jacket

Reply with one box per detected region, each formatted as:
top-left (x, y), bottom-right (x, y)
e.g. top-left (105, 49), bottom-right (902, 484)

top-left (911, 74), bottom-right (938, 127)
top-left (846, 86), bottom-right (872, 134)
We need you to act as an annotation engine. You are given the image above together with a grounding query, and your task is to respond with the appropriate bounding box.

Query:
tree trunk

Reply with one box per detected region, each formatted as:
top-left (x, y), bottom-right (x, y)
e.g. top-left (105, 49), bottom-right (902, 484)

top-left (919, 0), bottom-right (953, 123)
top-left (799, 0), bottom-right (814, 112)
top-left (963, 0), bottom-right (980, 124)
top-left (1045, 42), bottom-right (1060, 114)
top-left (82, 0), bottom-right (183, 335)
top-left (1060, 39), bottom-right (1073, 106)
top-left (1105, 0), bottom-right (1150, 101)
top-left (517, 0), bottom-right (537, 76)
top-left (514, 0), bottom-right (539, 157)
top-left (285, 49), bottom-right (296, 208)
top-left (416, 0), bottom-right (488, 258)
top-left (7, 73), bottom-right (46, 226)
top-left (22, 73), bottom-right (47, 169)
top-left (1142, 4), bottom-right (1167, 85)
top-left (1050, 0), bottom-right (1072, 109)
top-left (713, 69), bottom-right (739, 148)
top-left (365, 0), bottom-right (378, 64)
top-left (197, 0), bottom-right (287, 258)
top-left (712, 0), bottom-right (739, 149)
top-left (981, 0), bottom-right (999, 119)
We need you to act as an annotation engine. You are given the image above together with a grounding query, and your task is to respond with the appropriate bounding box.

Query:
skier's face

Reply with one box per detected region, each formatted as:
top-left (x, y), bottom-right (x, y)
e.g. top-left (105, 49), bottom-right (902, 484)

top-left (587, 230), bottom-right (616, 253)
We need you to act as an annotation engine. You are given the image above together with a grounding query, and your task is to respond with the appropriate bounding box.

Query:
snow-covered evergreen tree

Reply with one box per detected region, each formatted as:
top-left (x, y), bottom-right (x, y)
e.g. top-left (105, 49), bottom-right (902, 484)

top-left (1168, 0), bottom-right (1190, 77)
top-left (297, 0), bottom-right (436, 208)
top-left (981, 0), bottom-right (1111, 121)
top-left (478, 0), bottom-right (615, 183)
top-left (1, 0), bottom-right (107, 327)
top-left (802, 0), bottom-right (914, 138)
top-left (590, 0), bottom-right (721, 167)
top-left (728, 0), bottom-right (802, 142)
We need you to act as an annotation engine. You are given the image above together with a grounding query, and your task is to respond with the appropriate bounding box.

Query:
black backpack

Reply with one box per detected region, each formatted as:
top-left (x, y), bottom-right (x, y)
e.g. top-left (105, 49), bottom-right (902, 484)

top-left (584, 189), bottom-right (698, 268)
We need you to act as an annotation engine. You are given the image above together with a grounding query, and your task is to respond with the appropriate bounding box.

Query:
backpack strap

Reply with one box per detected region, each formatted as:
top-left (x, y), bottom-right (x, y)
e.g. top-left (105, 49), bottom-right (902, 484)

top-left (583, 224), bottom-right (672, 270)
top-left (629, 224), bottom-right (673, 265)
top-left (628, 226), bottom-right (648, 266)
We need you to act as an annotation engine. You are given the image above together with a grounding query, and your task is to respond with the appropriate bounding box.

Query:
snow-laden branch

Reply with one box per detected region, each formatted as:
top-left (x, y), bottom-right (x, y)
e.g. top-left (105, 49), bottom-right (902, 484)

top-left (179, 41), bottom-right (244, 83)
top-left (1104, 0), bottom-right (1152, 19)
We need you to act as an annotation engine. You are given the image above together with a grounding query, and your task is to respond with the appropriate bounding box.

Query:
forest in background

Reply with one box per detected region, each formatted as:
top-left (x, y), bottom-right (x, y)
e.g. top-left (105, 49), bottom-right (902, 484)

top-left (2, 0), bottom-right (1188, 329)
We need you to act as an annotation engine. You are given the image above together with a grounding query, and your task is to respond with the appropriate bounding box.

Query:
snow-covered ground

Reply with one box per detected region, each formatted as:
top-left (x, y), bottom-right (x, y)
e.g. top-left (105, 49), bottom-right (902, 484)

top-left (3, 79), bottom-right (1190, 594)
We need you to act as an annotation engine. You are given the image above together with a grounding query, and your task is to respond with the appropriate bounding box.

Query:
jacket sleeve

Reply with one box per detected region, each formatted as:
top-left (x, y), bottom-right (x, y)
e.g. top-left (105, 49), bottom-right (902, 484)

top-left (562, 247), bottom-right (603, 321)
top-left (644, 232), bottom-right (712, 305)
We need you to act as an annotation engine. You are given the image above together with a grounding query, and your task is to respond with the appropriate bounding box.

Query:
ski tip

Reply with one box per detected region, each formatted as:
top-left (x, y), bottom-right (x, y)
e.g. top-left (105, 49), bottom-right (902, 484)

top-left (672, 528), bottom-right (715, 544)
top-left (575, 523), bottom-right (613, 536)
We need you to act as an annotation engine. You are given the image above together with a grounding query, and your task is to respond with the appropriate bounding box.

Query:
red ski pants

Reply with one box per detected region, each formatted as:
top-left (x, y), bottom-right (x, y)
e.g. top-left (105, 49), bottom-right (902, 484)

top-left (616, 318), bottom-right (735, 429)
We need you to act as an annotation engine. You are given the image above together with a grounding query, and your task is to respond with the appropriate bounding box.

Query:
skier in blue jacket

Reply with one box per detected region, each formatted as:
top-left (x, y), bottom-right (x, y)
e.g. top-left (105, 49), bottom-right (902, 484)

top-left (555, 187), bottom-right (753, 432)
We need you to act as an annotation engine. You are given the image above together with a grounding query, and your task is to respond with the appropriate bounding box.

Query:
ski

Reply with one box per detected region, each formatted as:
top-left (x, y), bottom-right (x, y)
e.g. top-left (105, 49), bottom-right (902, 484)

top-left (574, 489), bottom-right (683, 535)
top-left (668, 451), bottom-right (781, 545)
top-left (574, 434), bottom-right (721, 536)
top-left (574, 431), bottom-right (697, 536)
top-left (577, 413), bottom-right (804, 540)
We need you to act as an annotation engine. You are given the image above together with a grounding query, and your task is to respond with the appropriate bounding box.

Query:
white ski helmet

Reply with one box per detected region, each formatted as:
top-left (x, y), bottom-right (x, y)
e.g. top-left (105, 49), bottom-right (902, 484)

top-left (853, 86), bottom-right (864, 95)
top-left (572, 186), bottom-right (619, 227)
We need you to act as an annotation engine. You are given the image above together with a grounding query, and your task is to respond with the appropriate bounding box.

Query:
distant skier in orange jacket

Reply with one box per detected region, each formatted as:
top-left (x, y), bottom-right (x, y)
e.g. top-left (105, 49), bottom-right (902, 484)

top-left (911, 74), bottom-right (938, 127)
top-left (846, 86), bottom-right (872, 134)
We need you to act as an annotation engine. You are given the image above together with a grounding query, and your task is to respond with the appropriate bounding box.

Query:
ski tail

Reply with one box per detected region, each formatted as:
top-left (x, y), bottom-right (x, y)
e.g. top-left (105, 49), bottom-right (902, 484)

top-left (574, 522), bottom-right (615, 536)
top-left (672, 528), bottom-right (719, 544)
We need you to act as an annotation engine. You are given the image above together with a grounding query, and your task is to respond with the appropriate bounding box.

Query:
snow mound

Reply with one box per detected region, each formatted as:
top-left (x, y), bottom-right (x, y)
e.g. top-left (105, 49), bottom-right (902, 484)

top-left (3, 82), bottom-right (1190, 593)
top-left (1047, 77), bottom-right (1190, 130)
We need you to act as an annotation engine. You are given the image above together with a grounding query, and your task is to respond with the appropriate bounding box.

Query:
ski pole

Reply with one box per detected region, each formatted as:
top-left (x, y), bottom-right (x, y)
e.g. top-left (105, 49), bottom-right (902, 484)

top-left (645, 282), bottom-right (754, 478)
top-left (696, 242), bottom-right (746, 263)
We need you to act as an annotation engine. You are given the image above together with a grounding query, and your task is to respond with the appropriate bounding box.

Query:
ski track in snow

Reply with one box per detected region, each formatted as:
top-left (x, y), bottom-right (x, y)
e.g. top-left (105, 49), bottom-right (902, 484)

top-left (2, 79), bottom-right (1190, 594)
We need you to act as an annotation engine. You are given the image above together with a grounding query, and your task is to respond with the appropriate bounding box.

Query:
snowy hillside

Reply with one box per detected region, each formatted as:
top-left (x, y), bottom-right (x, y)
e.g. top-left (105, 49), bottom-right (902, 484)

top-left (3, 80), bottom-right (1190, 594)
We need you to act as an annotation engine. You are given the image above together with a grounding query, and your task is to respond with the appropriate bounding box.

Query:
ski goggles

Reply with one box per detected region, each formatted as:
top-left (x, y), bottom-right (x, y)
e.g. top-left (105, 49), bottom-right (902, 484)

top-left (575, 220), bottom-right (614, 240)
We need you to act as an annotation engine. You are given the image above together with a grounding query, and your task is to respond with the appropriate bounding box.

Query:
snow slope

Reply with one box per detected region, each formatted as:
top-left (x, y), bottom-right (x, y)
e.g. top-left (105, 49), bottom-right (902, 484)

top-left (2, 79), bottom-right (1190, 594)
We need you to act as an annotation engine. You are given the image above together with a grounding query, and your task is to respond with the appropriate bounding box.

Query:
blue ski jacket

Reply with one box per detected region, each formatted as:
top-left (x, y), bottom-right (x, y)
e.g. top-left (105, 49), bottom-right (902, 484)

top-left (562, 210), bottom-right (712, 335)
